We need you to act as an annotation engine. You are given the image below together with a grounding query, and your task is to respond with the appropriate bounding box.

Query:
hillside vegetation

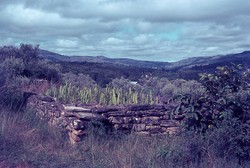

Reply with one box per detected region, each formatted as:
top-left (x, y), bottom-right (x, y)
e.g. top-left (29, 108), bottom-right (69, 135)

top-left (40, 48), bottom-right (250, 87)
top-left (0, 44), bottom-right (249, 167)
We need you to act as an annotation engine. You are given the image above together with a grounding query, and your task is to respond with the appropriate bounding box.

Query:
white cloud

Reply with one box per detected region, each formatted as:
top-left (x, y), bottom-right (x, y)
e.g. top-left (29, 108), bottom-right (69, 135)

top-left (24, 0), bottom-right (250, 22)
top-left (56, 39), bottom-right (79, 48)
top-left (134, 34), bottom-right (150, 44)
top-left (1, 4), bottom-right (84, 27)
top-left (102, 37), bottom-right (124, 45)
top-left (0, 0), bottom-right (250, 61)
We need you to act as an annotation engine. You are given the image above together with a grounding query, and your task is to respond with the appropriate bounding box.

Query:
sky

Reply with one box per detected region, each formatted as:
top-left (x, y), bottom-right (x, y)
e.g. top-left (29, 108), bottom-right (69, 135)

top-left (1, 0), bottom-right (250, 62)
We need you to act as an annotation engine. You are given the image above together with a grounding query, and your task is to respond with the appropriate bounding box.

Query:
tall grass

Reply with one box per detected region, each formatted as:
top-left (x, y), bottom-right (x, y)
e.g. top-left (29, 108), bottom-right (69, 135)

top-left (46, 84), bottom-right (158, 105)
top-left (0, 108), bottom-right (248, 167)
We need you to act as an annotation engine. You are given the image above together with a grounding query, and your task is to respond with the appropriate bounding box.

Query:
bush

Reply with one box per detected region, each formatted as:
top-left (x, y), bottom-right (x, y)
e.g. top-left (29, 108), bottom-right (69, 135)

top-left (0, 44), bottom-right (63, 110)
top-left (0, 44), bottom-right (62, 82)
top-left (110, 77), bottom-right (141, 91)
top-left (172, 64), bottom-right (250, 164)
top-left (139, 76), bottom-right (205, 103)
top-left (24, 59), bottom-right (62, 82)
top-left (0, 57), bottom-right (25, 81)
top-left (63, 72), bottom-right (97, 88)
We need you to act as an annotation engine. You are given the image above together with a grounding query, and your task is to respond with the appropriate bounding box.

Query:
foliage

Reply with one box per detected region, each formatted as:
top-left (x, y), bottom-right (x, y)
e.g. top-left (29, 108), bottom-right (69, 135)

top-left (0, 44), bottom-right (62, 110)
top-left (63, 72), bottom-right (97, 88)
top-left (1, 44), bottom-right (250, 167)
top-left (171, 64), bottom-right (250, 163)
top-left (59, 61), bottom-right (156, 87)
top-left (110, 77), bottom-right (141, 91)
top-left (139, 76), bottom-right (205, 102)
top-left (24, 59), bottom-right (61, 82)
top-left (0, 57), bottom-right (27, 110)
top-left (17, 43), bottom-right (39, 64)
top-left (0, 44), bottom-right (62, 83)
top-left (0, 57), bottom-right (25, 81)
top-left (46, 82), bottom-right (158, 105)
top-left (1, 108), bottom-right (248, 168)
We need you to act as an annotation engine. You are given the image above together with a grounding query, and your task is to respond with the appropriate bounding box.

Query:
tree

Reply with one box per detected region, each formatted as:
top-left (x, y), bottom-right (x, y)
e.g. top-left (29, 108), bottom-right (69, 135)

top-left (18, 43), bottom-right (39, 65)
top-left (0, 44), bottom-right (62, 110)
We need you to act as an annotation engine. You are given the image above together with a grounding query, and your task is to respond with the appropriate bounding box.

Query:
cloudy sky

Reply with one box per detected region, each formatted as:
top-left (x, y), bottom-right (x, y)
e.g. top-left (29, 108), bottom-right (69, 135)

top-left (1, 0), bottom-right (250, 61)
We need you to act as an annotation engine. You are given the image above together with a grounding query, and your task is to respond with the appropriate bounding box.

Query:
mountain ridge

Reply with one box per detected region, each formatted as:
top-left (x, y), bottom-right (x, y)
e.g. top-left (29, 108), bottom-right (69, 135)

top-left (39, 49), bottom-right (170, 69)
top-left (39, 49), bottom-right (250, 70)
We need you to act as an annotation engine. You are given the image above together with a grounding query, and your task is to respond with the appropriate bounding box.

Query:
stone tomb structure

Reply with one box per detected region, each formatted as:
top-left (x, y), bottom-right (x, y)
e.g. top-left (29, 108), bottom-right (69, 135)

top-left (27, 93), bottom-right (184, 144)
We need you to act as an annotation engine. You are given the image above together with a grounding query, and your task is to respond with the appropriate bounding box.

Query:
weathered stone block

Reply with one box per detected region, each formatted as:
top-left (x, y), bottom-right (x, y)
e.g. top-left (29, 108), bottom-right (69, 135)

top-left (161, 115), bottom-right (170, 120)
top-left (123, 117), bottom-right (134, 124)
top-left (133, 117), bottom-right (141, 124)
top-left (71, 129), bottom-right (86, 136)
top-left (166, 127), bottom-right (178, 135)
top-left (114, 124), bottom-right (132, 130)
top-left (160, 120), bottom-right (177, 127)
top-left (134, 131), bottom-right (150, 135)
top-left (114, 124), bottom-right (119, 130)
top-left (92, 107), bottom-right (120, 114)
top-left (142, 117), bottom-right (160, 125)
top-left (145, 125), bottom-right (164, 134)
top-left (62, 111), bottom-right (104, 121)
top-left (51, 117), bottom-right (67, 127)
top-left (64, 105), bottom-right (91, 112)
top-left (105, 111), bottom-right (127, 117)
top-left (71, 119), bottom-right (85, 130)
top-left (108, 116), bottom-right (123, 124)
top-left (140, 111), bottom-right (165, 117)
top-left (69, 132), bottom-right (81, 142)
top-left (132, 124), bottom-right (146, 132)
top-left (128, 104), bottom-right (152, 111)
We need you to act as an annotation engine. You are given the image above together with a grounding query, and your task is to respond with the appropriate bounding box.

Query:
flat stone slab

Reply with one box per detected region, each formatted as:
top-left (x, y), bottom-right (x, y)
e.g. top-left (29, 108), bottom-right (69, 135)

top-left (62, 111), bottom-right (105, 121)
top-left (63, 105), bottom-right (91, 112)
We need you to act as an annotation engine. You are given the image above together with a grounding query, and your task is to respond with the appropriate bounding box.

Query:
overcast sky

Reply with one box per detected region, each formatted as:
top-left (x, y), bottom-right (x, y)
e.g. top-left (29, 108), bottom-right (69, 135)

top-left (1, 0), bottom-right (250, 61)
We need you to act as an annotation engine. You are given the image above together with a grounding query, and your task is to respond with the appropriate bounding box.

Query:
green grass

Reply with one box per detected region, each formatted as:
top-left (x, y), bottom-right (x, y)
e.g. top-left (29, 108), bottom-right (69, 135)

top-left (46, 84), bottom-right (158, 105)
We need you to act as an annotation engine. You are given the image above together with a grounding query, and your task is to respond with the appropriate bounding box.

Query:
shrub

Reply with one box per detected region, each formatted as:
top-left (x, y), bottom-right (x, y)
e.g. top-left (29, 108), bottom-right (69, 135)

top-left (0, 44), bottom-right (62, 82)
top-left (24, 59), bottom-right (62, 83)
top-left (139, 76), bottom-right (205, 103)
top-left (172, 64), bottom-right (250, 164)
top-left (63, 72), bottom-right (97, 88)
top-left (0, 45), bottom-right (19, 61)
top-left (17, 43), bottom-right (39, 64)
top-left (0, 57), bottom-right (25, 82)
top-left (110, 77), bottom-right (142, 92)
top-left (0, 44), bottom-right (63, 110)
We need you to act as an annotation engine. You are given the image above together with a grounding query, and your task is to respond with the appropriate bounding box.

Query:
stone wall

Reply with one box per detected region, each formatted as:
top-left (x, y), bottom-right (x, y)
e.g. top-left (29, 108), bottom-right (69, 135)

top-left (27, 93), bottom-right (184, 144)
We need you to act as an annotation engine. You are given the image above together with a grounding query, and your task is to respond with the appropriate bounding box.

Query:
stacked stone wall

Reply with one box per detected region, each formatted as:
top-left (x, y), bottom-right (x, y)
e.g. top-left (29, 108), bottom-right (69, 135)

top-left (27, 94), bottom-right (184, 144)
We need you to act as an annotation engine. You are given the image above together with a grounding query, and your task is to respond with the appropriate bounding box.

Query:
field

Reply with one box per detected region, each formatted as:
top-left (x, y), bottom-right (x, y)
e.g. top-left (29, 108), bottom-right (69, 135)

top-left (0, 44), bottom-right (249, 167)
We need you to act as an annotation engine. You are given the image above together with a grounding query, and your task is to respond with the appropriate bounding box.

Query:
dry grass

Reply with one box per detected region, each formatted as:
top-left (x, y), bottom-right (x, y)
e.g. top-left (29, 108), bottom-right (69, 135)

top-left (0, 108), bottom-right (249, 168)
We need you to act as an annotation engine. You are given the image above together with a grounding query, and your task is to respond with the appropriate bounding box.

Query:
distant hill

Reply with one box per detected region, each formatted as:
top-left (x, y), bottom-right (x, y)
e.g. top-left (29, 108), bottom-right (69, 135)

top-left (39, 49), bottom-right (250, 70)
top-left (39, 50), bottom-right (170, 69)
top-left (168, 51), bottom-right (250, 71)
top-left (39, 49), bottom-right (250, 86)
